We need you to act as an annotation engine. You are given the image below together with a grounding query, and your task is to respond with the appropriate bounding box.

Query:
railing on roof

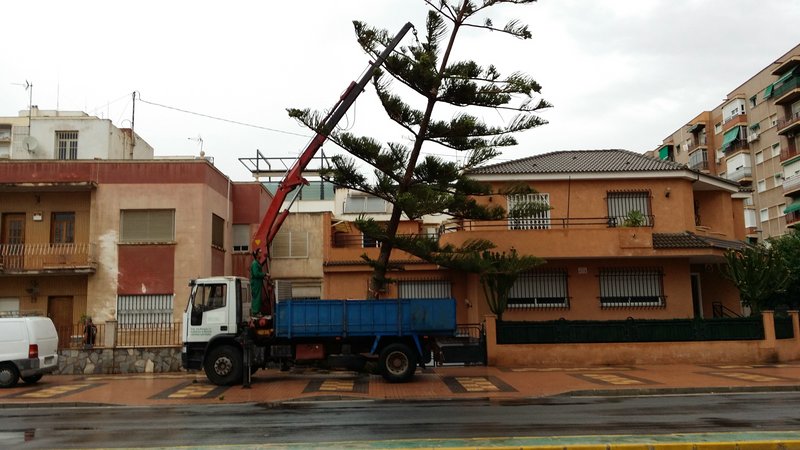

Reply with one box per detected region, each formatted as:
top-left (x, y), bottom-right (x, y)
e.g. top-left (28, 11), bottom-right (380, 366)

top-left (440, 216), bottom-right (655, 233)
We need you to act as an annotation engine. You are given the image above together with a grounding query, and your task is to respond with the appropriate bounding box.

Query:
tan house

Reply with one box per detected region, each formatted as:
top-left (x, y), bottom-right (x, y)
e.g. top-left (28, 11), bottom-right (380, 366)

top-left (0, 159), bottom-right (270, 343)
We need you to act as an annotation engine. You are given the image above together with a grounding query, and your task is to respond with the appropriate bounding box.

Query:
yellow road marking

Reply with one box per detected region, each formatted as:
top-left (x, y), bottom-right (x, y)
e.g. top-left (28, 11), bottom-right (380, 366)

top-left (709, 372), bottom-right (784, 382)
top-left (455, 377), bottom-right (500, 392)
top-left (582, 373), bottom-right (644, 385)
top-left (319, 380), bottom-right (355, 392)
top-left (168, 384), bottom-right (216, 399)
top-left (21, 383), bottom-right (91, 398)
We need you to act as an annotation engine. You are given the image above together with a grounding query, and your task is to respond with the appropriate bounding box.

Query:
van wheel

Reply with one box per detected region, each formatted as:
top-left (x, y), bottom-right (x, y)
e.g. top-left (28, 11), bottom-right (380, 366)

top-left (379, 343), bottom-right (417, 383)
top-left (22, 374), bottom-right (43, 384)
top-left (0, 363), bottom-right (19, 388)
top-left (204, 345), bottom-right (243, 386)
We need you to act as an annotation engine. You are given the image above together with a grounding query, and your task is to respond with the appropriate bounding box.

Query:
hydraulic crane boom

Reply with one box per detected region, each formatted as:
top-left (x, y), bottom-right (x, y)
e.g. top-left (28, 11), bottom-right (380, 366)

top-left (251, 22), bottom-right (414, 264)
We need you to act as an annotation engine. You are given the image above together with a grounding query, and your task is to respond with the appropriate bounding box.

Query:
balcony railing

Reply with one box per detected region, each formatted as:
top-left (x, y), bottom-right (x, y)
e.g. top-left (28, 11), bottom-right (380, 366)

top-left (0, 243), bottom-right (96, 272)
top-left (781, 144), bottom-right (800, 163)
top-left (784, 174), bottom-right (800, 195)
top-left (777, 111), bottom-right (800, 135)
top-left (773, 75), bottom-right (800, 103)
top-left (721, 141), bottom-right (749, 154)
top-left (726, 166), bottom-right (752, 182)
top-left (688, 141), bottom-right (708, 153)
top-left (689, 160), bottom-right (709, 171)
top-left (332, 233), bottom-right (438, 248)
top-left (441, 216), bottom-right (654, 233)
top-left (787, 210), bottom-right (800, 226)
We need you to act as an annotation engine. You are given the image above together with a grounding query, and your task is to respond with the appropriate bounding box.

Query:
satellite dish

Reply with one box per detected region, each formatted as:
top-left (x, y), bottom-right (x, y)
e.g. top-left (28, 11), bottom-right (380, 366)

top-left (22, 136), bottom-right (38, 152)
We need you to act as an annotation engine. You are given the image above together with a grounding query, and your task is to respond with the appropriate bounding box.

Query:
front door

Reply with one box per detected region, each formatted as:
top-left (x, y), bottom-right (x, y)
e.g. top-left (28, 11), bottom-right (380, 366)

top-left (1, 213), bottom-right (25, 270)
top-left (48, 296), bottom-right (74, 348)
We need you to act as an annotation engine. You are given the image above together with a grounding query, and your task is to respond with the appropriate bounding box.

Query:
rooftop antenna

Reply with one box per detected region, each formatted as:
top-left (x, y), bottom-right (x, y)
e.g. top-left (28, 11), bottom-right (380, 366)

top-left (188, 135), bottom-right (204, 157)
top-left (11, 80), bottom-right (33, 134)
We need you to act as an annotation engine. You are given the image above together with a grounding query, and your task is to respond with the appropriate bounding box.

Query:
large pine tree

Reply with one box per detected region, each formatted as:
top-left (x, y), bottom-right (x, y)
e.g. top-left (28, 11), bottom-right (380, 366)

top-left (289, 1), bottom-right (550, 301)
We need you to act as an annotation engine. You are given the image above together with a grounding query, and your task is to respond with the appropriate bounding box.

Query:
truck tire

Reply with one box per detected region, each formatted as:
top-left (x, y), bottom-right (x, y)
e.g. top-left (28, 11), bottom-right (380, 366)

top-left (22, 374), bottom-right (43, 384)
top-left (204, 345), bottom-right (243, 386)
top-left (379, 343), bottom-right (417, 383)
top-left (0, 363), bottom-right (19, 388)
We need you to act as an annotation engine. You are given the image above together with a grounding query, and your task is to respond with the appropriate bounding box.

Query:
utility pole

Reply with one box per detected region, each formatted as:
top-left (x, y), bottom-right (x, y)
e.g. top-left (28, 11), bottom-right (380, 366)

top-left (130, 91), bottom-right (136, 159)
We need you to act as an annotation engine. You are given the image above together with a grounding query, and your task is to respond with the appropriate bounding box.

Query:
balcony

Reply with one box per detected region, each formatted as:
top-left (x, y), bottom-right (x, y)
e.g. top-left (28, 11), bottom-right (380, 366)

top-left (777, 111), bottom-right (800, 136)
top-left (773, 75), bottom-right (800, 105)
top-left (690, 160), bottom-right (709, 171)
top-left (784, 174), bottom-right (800, 196)
top-left (787, 210), bottom-right (800, 227)
top-left (726, 166), bottom-right (752, 182)
top-left (781, 144), bottom-right (800, 163)
top-left (722, 114), bottom-right (747, 129)
top-left (0, 243), bottom-right (97, 275)
top-left (722, 141), bottom-right (749, 154)
top-left (688, 141), bottom-right (708, 154)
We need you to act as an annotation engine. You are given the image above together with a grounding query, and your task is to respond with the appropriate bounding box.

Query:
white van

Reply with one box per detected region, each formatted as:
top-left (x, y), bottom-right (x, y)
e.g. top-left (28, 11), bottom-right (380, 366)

top-left (0, 316), bottom-right (60, 388)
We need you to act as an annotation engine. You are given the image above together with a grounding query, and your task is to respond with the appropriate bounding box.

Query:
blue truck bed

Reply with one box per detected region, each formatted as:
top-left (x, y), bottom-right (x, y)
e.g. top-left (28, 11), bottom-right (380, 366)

top-left (274, 298), bottom-right (456, 338)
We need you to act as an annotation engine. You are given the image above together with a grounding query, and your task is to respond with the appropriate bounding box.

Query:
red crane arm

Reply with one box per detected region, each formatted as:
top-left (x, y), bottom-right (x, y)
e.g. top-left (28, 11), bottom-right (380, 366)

top-left (251, 22), bottom-right (414, 262)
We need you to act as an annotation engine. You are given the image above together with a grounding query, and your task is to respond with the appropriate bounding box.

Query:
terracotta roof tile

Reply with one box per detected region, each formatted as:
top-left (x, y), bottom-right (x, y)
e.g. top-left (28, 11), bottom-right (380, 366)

top-left (469, 149), bottom-right (686, 175)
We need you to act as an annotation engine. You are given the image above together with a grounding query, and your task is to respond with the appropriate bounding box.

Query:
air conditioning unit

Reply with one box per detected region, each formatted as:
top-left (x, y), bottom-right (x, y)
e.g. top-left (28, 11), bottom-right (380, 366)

top-left (747, 133), bottom-right (759, 143)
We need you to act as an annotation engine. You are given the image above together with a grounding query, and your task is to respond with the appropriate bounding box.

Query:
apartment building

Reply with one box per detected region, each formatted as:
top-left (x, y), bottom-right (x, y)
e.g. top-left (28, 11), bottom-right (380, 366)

top-left (0, 107), bottom-right (153, 161)
top-left (653, 43), bottom-right (800, 241)
top-left (0, 160), bottom-right (270, 343)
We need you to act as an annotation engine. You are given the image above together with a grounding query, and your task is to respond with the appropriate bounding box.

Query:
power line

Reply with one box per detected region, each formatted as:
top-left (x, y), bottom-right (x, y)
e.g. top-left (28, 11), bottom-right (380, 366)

top-left (135, 93), bottom-right (313, 138)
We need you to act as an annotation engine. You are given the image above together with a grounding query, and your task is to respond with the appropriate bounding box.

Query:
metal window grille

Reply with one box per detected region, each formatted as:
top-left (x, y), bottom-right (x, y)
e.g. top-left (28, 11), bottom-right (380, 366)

top-left (271, 231), bottom-right (309, 258)
top-left (120, 210), bottom-right (175, 243)
top-left (599, 268), bottom-right (664, 308)
top-left (117, 294), bottom-right (174, 327)
top-left (56, 131), bottom-right (78, 160)
top-left (398, 280), bottom-right (451, 299)
top-left (274, 280), bottom-right (321, 300)
top-left (362, 233), bottom-right (380, 248)
top-left (606, 191), bottom-right (652, 227)
top-left (507, 193), bottom-right (550, 230)
top-left (508, 270), bottom-right (569, 309)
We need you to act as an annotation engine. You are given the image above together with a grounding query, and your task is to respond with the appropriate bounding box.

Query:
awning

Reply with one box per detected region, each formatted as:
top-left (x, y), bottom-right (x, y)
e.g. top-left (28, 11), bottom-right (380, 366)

top-left (784, 203), bottom-right (800, 214)
top-left (332, 221), bottom-right (351, 233)
top-left (658, 145), bottom-right (670, 160)
top-left (764, 84), bottom-right (774, 99)
top-left (687, 123), bottom-right (705, 133)
top-left (721, 127), bottom-right (740, 148)
top-left (775, 67), bottom-right (797, 86)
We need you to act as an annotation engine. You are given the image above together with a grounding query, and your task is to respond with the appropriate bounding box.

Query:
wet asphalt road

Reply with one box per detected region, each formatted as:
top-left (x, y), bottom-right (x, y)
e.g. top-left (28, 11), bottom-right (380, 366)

top-left (2, 392), bottom-right (800, 448)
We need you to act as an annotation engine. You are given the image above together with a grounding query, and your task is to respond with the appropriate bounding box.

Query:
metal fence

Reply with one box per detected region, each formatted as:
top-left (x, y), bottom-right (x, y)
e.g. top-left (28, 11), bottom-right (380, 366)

top-left (497, 317), bottom-right (766, 345)
top-left (775, 316), bottom-right (795, 340)
top-left (55, 321), bottom-right (182, 349)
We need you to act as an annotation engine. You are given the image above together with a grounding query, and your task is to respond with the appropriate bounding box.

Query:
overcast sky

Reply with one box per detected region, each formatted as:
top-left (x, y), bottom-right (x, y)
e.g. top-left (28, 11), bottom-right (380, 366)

top-left (2, 1), bottom-right (799, 181)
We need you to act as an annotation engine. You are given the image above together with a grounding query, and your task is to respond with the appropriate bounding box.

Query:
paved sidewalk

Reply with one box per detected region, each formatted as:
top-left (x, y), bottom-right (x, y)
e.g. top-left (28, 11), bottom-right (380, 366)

top-left (2, 362), bottom-right (800, 407)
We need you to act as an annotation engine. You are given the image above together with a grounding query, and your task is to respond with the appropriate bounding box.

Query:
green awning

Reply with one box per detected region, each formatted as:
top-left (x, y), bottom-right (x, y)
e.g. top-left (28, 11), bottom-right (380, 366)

top-left (784, 203), bottom-right (800, 214)
top-left (764, 84), bottom-right (774, 99)
top-left (721, 127), bottom-right (740, 148)
top-left (658, 145), bottom-right (670, 160)
top-left (775, 67), bottom-right (797, 86)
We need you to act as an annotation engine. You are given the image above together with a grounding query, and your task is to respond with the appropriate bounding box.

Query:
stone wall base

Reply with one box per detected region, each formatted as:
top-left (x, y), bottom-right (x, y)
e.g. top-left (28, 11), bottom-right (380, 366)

top-left (57, 347), bottom-right (182, 375)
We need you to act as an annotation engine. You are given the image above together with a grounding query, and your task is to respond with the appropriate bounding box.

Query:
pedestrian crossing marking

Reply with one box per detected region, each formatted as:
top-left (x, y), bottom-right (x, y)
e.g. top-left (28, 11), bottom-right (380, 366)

top-left (18, 383), bottom-right (93, 399)
top-left (168, 384), bottom-right (217, 399)
top-left (707, 371), bottom-right (787, 383)
top-left (442, 376), bottom-right (517, 393)
top-left (507, 366), bottom-right (635, 373)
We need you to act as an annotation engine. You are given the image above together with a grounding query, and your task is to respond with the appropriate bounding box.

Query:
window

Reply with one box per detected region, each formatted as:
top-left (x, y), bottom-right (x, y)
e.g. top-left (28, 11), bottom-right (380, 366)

top-left (398, 280), bottom-right (451, 299)
top-left (120, 210), bottom-right (175, 243)
top-left (117, 294), bottom-right (174, 326)
top-left (56, 131), bottom-right (78, 159)
top-left (607, 191), bottom-right (651, 227)
top-left (0, 298), bottom-right (20, 313)
top-left (756, 152), bottom-right (764, 164)
top-left (274, 279), bottom-right (321, 301)
top-left (197, 284), bottom-right (227, 311)
top-left (344, 195), bottom-right (389, 213)
top-left (770, 114), bottom-right (778, 127)
top-left (599, 268), bottom-right (664, 308)
top-left (362, 233), bottom-right (380, 248)
top-left (749, 95), bottom-right (757, 108)
top-left (775, 174), bottom-right (784, 186)
top-left (211, 214), bottom-right (224, 248)
top-left (773, 143), bottom-right (782, 158)
top-left (760, 208), bottom-right (769, 222)
top-left (271, 230), bottom-right (309, 258)
top-left (507, 193), bottom-right (550, 230)
top-left (51, 212), bottom-right (75, 244)
top-left (757, 180), bottom-right (767, 193)
top-left (232, 224), bottom-right (250, 252)
top-left (714, 123), bottom-right (722, 134)
top-left (508, 270), bottom-right (569, 309)
top-left (744, 209), bottom-right (757, 228)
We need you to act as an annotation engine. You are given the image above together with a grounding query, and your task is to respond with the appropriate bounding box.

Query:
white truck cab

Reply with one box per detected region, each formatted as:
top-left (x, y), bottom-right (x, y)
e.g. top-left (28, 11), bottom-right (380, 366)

top-left (0, 315), bottom-right (59, 388)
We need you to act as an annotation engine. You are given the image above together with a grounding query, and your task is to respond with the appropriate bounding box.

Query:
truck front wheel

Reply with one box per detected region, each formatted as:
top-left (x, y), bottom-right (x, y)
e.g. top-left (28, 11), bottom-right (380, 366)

top-left (379, 343), bottom-right (417, 383)
top-left (204, 345), bottom-right (243, 386)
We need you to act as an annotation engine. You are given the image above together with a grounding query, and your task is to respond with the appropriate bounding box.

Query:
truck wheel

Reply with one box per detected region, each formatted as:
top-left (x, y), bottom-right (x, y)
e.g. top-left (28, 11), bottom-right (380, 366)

top-left (204, 345), bottom-right (243, 386)
top-left (379, 343), bottom-right (417, 383)
top-left (0, 363), bottom-right (19, 388)
top-left (22, 374), bottom-right (43, 384)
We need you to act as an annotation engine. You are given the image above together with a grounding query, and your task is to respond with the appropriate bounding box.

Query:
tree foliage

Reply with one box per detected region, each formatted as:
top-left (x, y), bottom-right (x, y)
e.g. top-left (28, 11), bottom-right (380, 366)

top-left (767, 230), bottom-right (800, 309)
top-left (289, 1), bottom-right (549, 299)
top-left (721, 244), bottom-right (790, 313)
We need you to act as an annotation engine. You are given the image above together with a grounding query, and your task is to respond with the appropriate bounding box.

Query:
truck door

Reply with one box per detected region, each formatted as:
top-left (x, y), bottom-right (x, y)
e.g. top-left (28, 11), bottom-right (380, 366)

top-left (185, 282), bottom-right (232, 342)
